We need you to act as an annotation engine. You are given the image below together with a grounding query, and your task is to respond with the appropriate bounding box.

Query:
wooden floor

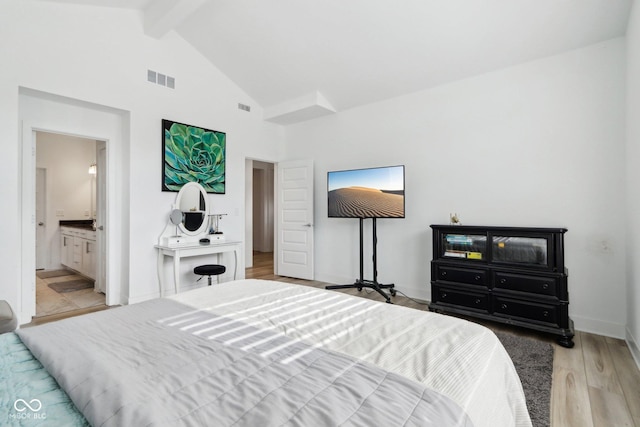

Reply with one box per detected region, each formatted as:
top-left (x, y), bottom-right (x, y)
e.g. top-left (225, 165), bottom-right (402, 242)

top-left (248, 251), bottom-right (640, 427)
top-left (26, 252), bottom-right (640, 426)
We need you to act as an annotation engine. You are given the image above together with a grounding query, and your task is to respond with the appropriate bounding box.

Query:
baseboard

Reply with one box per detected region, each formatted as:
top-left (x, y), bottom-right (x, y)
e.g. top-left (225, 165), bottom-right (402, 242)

top-left (127, 291), bottom-right (160, 305)
top-left (626, 327), bottom-right (640, 371)
top-left (571, 314), bottom-right (626, 339)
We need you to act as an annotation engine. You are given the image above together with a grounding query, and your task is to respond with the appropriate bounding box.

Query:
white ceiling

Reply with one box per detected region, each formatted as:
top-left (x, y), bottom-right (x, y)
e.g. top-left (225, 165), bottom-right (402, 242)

top-left (39, 0), bottom-right (633, 124)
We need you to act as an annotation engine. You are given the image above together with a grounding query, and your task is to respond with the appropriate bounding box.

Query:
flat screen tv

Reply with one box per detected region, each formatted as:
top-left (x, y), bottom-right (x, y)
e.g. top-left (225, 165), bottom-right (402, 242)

top-left (327, 165), bottom-right (405, 218)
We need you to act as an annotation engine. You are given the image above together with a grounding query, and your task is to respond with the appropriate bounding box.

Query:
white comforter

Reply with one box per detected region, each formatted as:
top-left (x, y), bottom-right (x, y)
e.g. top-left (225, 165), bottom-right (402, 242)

top-left (169, 279), bottom-right (531, 427)
top-left (18, 279), bottom-right (531, 427)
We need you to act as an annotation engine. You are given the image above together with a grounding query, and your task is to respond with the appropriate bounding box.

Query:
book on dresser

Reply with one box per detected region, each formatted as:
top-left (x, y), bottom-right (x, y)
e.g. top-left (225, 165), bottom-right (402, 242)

top-left (429, 224), bottom-right (575, 348)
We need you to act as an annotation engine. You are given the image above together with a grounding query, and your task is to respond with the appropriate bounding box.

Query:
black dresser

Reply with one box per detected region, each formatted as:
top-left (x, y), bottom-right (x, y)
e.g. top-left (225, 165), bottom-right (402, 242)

top-left (429, 225), bottom-right (574, 348)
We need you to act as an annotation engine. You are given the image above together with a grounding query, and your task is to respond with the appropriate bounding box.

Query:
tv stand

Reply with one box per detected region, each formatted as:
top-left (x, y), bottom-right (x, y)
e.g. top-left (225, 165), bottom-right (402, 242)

top-left (326, 218), bottom-right (396, 303)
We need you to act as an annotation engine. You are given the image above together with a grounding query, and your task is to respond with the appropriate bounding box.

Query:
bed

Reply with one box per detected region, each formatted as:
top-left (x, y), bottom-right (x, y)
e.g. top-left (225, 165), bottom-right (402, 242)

top-left (4, 279), bottom-right (532, 426)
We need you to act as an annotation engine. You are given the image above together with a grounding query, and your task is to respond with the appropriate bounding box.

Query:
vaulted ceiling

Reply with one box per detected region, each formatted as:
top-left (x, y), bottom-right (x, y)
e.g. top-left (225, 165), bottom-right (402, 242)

top-left (40, 0), bottom-right (633, 124)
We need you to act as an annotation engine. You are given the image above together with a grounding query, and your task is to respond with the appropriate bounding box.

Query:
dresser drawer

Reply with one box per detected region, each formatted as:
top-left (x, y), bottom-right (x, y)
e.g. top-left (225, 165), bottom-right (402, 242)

top-left (494, 271), bottom-right (559, 297)
top-left (433, 286), bottom-right (489, 312)
top-left (434, 265), bottom-right (487, 287)
top-left (493, 296), bottom-right (559, 326)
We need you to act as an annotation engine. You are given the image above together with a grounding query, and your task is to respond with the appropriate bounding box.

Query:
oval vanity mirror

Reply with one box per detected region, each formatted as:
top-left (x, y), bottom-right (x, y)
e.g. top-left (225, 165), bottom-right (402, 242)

top-left (174, 182), bottom-right (208, 236)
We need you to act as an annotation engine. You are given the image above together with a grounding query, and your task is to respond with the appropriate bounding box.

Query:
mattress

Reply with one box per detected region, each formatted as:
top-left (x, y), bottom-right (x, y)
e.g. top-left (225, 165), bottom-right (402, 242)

top-left (12, 279), bottom-right (531, 427)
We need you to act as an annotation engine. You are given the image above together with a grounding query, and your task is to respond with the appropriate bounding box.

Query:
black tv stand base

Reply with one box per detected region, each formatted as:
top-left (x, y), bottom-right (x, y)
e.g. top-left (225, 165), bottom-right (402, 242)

top-left (325, 217), bottom-right (396, 303)
top-left (326, 280), bottom-right (396, 303)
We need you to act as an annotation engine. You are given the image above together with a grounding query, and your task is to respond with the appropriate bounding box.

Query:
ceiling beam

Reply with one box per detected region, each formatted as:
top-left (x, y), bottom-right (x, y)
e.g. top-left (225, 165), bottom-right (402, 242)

top-left (144, 0), bottom-right (208, 39)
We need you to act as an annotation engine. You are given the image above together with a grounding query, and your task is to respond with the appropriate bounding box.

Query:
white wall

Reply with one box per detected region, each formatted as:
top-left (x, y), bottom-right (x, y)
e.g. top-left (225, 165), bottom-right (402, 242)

top-left (285, 38), bottom-right (627, 338)
top-left (36, 132), bottom-right (96, 270)
top-left (0, 0), bottom-right (285, 320)
top-left (626, 2), bottom-right (640, 364)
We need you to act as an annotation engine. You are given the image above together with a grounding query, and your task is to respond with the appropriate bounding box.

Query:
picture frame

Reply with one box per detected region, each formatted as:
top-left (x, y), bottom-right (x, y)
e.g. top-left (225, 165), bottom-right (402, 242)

top-left (162, 119), bottom-right (226, 193)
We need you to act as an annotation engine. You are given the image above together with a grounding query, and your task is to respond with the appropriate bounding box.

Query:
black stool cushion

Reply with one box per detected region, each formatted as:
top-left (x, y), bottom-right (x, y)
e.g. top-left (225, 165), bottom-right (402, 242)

top-left (194, 264), bottom-right (226, 276)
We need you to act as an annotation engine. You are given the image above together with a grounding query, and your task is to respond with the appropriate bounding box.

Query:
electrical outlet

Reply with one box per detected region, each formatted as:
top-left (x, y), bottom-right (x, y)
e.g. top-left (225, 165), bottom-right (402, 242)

top-left (56, 210), bottom-right (64, 217)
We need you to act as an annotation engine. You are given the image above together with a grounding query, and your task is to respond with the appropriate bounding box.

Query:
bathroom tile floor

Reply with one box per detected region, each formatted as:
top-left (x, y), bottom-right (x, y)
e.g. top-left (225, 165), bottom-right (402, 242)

top-left (35, 271), bottom-right (105, 317)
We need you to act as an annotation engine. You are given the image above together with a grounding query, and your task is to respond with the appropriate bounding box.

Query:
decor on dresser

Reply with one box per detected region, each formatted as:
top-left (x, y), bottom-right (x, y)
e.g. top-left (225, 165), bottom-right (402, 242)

top-left (429, 224), bottom-right (574, 348)
top-left (162, 119), bottom-right (226, 193)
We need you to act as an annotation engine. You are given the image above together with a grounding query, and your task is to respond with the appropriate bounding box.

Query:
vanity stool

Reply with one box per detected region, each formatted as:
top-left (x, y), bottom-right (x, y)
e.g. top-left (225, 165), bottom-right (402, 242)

top-left (0, 300), bottom-right (17, 334)
top-left (194, 264), bottom-right (226, 286)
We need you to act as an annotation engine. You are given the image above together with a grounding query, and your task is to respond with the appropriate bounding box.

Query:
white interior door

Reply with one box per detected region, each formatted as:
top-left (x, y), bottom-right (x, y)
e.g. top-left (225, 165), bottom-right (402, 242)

top-left (35, 168), bottom-right (46, 270)
top-left (276, 159), bottom-right (314, 280)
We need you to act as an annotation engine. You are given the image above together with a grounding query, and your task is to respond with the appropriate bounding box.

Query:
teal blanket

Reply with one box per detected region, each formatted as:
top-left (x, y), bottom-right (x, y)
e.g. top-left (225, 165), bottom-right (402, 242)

top-left (0, 332), bottom-right (88, 426)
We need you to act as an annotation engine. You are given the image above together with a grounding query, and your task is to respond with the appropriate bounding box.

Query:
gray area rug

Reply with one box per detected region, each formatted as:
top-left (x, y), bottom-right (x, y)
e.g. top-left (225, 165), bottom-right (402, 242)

top-left (495, 331), bottom-right (553, 427)
top-left (48, 279), bottom-right (94, 293)
top-left (36, 269), bottom-right (74, 279)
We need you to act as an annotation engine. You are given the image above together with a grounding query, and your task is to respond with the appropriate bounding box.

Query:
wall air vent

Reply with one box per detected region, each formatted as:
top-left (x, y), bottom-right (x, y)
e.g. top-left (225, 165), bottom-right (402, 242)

top-left (238, 103), bottom-right (251, 112)
top-left (147, 69), bottom-right (175, 89)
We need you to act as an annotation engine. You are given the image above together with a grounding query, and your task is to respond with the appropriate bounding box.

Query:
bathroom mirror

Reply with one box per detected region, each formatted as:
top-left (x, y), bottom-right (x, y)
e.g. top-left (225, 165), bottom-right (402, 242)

top-left (174, 182), bottom-right (208, 236)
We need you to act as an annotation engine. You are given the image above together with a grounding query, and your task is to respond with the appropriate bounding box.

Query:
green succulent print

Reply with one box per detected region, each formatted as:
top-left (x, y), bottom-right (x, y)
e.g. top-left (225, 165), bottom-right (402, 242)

top-left (163, 121), bottom-right (226, 193)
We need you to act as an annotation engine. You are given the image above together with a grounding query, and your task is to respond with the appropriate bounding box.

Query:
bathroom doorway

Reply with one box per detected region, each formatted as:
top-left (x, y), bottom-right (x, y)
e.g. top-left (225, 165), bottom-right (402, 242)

top-left (34, 131), bottom-right (106, 317)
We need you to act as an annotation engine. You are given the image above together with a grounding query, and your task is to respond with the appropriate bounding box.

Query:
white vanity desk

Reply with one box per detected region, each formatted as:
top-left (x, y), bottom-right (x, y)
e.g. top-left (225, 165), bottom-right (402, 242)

top-left (155, 240), bottom-right (241, 296)
top-left (156, 182), bottom-right (242, 297)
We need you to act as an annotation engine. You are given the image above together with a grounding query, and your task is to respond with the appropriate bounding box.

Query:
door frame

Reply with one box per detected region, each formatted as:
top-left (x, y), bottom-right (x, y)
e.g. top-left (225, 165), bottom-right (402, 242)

top-left (18, 89), bottom-right (128, 324)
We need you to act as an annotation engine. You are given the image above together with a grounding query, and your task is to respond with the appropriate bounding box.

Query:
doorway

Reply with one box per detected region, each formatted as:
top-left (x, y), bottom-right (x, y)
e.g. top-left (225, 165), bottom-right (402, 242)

top-left (33, 131), bottom-right (106, 317)
top-left (245, 160), bottom-right (275, 271)
top-left (18, 87), bottom-right (128, 325)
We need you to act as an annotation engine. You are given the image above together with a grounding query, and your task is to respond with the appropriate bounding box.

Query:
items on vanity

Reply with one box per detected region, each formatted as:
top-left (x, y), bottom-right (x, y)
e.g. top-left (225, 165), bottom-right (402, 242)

top-left (60, 220), bottom-right (96, 280)
top-left (158, 182), bottom-right (228, 247)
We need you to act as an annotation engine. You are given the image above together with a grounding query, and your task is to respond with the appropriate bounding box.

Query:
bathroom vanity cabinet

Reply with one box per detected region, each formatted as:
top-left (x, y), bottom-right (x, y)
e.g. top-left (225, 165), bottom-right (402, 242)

top-left (60, 226), bottom-right (96, 280)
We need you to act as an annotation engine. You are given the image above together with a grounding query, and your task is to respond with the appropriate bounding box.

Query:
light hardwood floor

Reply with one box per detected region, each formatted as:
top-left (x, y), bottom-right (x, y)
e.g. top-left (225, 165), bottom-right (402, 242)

top-left (27, 253), bottom-right (640, 426)
top-left (248, 251), bottom-right (640, 427)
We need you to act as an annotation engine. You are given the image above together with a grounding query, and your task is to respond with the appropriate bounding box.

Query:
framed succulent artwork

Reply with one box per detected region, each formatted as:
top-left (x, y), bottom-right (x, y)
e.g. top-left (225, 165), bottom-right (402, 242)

top-left (162, 119), bottom-right (226, 193)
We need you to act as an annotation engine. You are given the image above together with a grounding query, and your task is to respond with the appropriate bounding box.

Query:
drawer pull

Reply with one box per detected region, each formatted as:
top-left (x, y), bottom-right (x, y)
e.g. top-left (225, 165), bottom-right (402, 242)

top-left (441, 271), bottom-right (447, 277)
top-left (501, 303), bottom-right (507, 310)
top-left (441, 292), bottom-right (447, 298)
top-left (475, 299), bottom-right (481, 304)
top-left (475, 275), bottom-right (481, 281)
top-left (542, 283), bottom-right (549, 290)
top-left (543, 311), bottom-right (549, 317)
top-left (500, 278), bottom-right (506, 284)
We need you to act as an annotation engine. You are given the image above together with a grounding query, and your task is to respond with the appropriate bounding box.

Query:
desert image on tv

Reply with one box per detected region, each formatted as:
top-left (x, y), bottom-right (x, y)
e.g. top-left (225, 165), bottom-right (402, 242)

top-left (328, 187), bottom-right (404, 218)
